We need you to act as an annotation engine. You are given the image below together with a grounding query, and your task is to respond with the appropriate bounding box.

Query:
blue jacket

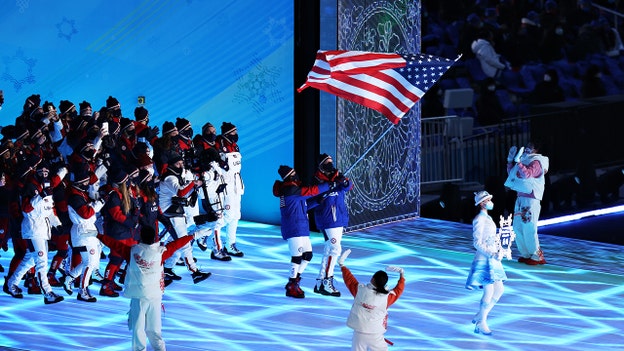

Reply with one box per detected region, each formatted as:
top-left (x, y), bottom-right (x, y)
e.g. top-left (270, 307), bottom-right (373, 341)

top-left (310, 171), bottom-right (352, 229)
top-left (272, 179), bottom-right (329, 240)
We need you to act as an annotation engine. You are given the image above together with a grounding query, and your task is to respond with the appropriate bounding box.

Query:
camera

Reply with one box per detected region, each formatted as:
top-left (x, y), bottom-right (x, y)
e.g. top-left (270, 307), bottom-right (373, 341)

top-left (171, 196), bottom-right (190, 207)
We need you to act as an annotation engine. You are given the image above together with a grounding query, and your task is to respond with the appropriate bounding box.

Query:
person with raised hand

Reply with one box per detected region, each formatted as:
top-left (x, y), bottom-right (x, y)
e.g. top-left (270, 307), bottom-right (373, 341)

top-left (504, 141), bottom-right (549, 265)
top-left (339, 249), bottom-right (405, 350)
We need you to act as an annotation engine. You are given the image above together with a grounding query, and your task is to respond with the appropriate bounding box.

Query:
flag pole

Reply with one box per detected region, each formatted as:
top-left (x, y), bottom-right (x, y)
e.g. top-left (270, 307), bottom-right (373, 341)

top-left (343, 123), bottom-right (395, 176)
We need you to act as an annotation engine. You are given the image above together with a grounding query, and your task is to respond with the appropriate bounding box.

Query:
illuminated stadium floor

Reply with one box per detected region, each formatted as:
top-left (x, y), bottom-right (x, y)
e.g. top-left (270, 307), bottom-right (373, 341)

top-left (0, 218), bottom-right (623, 351)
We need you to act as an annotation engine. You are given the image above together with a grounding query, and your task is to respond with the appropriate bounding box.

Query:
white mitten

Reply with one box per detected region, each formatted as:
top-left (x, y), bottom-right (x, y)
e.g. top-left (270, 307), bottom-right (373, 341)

top-left (385, 266), bottom-right (404, 274)
top-left (57, 167), bottom-right (68, 180)
top-left (91, 199), bottom-right (105, 213)
top-left (507, 146), bottom-right (517, 162)
top-left (338, 249), bottom-right (351, 266)
top-left (514, 146), bottom-right (525, 163)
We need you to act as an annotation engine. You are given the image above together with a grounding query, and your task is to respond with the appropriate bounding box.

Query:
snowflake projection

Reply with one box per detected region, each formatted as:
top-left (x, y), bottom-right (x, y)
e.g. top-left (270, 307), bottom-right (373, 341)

top-left (338, 0), bottom-right (422, 230)
top-left (2, 48), bottom-right (37, 92)
top-left (16, 0), bottom-right (30, 13)
top-left (263, 17), bottom-right (290, 47)
top-left (56, 17), bottom-right (78, 41)
top-left (233, 59), bottom-right (283, 114)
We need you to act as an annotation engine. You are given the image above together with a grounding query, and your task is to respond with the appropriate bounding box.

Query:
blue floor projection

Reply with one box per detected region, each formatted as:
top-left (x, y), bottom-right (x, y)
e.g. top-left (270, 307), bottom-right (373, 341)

top-left (1, 217), bottom-right (623, 351)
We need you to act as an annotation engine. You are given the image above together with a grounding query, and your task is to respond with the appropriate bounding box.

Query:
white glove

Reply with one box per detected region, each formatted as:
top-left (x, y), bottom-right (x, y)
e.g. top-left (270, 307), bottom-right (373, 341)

top-left (100, 123), bottom-right (109, 137)
top-left (385, 266), bottom-right (404, 274)
top-left (514, 146), bottom-right (525, 163)
top-left (507, 146), bottom-right (517, 162)
top-left (91, 199), bottom-right (105, 213)
top-left (57, 167), bottom-right (68, 180)
top-left (338, 249), bottom-right (351, 266)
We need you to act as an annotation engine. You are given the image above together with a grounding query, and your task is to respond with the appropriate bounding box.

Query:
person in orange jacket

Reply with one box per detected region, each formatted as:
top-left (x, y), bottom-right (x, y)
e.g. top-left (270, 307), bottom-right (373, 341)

top-left (339, 249), bottom-right (405, 350)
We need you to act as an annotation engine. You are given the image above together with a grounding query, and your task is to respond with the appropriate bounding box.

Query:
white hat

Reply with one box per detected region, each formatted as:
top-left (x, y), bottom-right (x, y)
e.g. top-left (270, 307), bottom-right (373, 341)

top-left (474, 191), bottom-right (493, 206)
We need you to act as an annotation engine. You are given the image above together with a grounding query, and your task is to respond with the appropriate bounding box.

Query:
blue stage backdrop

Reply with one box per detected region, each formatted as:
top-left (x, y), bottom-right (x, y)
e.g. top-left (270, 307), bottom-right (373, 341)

top-left (337, 0), bottom-right (422, 231)
top-left (0, 0), bottom-right (293, 224)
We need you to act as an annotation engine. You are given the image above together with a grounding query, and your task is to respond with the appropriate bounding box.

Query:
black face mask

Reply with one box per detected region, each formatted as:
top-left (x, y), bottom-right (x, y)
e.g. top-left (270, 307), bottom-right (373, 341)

top-left (228, 134), bottom-right (239, 143)
top-left (82, 149), bottom-right (96, 160)
top-left (181, 129), bottom-right (193, 139)
top-left (204, 133), bottom-right (217, 142)
top-left (320, 162), bottom-right (336, 174)
top-left (111, 109), bottom-right (122, 118)
top-left (169, 165), bottom-right (183, 175)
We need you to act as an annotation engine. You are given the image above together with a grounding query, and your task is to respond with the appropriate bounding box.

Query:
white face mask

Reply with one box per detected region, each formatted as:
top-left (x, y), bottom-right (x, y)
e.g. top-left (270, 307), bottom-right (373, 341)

top-left (485, 202), bottom-right (494, 210)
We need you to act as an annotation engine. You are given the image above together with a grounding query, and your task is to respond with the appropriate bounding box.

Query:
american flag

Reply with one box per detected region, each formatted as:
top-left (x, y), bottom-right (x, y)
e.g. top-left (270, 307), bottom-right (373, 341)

top-left (297, 50), bottom-right (459, 124)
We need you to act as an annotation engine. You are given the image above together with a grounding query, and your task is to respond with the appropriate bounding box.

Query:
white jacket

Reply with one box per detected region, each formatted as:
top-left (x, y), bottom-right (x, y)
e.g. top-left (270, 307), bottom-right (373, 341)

top-left (124, 242), bottom-right (166, 299)
top-left (471, 38), bottom-right (506, 78)
top-left (21, 193), bottom-right (54, 240)
top-left (347, 283), bottom-right (390, 334)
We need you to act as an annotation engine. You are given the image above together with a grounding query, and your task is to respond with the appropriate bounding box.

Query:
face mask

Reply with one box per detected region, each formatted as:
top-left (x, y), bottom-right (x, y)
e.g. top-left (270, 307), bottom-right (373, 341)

top-left (485, 202), bottom-right (494, 210)
top-left (82, 149), bottom-right (96, 160)
top-left (228, 134), bottom-right (239, 143)
top-left (169, 165), bottom-right (183, 175)
top-left (204, 132), bottom-right (217, 142)
top-left (320, 162), bottom-right (336, 174)
top-left (181, 129), bottom-right (193, 139)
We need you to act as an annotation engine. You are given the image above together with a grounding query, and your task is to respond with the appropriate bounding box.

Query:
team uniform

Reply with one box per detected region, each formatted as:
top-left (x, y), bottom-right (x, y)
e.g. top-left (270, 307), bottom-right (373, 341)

top-left (5, 164), bottom-right (67, 304)
top-left (64, 175), bottom-right (105, 302)
top-left (215, 122), bottom-right (244, 258)
top-left (273, 165), bottom-right (330, 298)
top-left (160, 158), bottom-right (211, 284)
top-left (310, 156), bottom-right (352, 297)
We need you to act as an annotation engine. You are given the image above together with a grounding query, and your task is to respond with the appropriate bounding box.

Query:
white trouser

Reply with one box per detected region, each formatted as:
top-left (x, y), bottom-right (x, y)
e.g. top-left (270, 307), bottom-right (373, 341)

top-left (351, 331), bottom-right (387, 351)
top-left (287, 236), bottom-right (312, 278)
top-left (129, 297), bottom-right (166, 351)
top-left (67, 236), bottom-right (101, 290)
top-left (513, 196), bottom-right (542, 260)
top-left (221, 193), bottom-right (241, 247)
top-left (9, 237), bottom-right (52, 293)
top-left (317, 227), bottom-right (343, 280)
top-left (164, 217), bottom-right (196, 272)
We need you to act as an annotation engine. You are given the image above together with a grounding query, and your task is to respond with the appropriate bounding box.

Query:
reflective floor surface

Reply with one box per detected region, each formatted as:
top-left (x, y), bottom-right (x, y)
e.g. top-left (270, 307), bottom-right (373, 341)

top-left (0, 216), bottom-right (623, 351)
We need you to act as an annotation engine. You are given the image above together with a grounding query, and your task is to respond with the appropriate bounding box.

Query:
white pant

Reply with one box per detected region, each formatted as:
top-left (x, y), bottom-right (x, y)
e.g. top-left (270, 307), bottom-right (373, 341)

top-left (513, 196), bottom-right (542, 260)
top-left (317, 227), bottom-right (343, 279)
top-left (287, 236), bottom-right (312, 278)
top-left (129, 297), bottom-right (166, 351)
top-left (221, 193), bottom-right (241, 247)
top-left (351, 331), bottom-right (387, 351)
top-left (164, 217), bottom-right (196, 272)
top-left (67, 237), bottom-right (101, 290)
top-left (9, 237), bottom-right (52, 293)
